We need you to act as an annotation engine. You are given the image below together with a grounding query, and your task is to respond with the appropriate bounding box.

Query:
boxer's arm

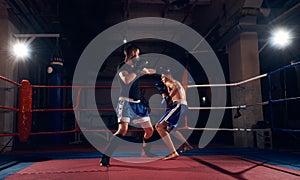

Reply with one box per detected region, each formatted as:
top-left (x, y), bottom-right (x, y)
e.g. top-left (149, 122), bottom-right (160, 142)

top-left (134, 58), bottom-right (155, 75)
top-left (133, 59), bottom-right (150, 75)
top-left (140, 67), bottom-right (156, 75)
top-left (119, 70), bottom-right (136, 84)
top-left (167, 82), bottom-right (179, 98)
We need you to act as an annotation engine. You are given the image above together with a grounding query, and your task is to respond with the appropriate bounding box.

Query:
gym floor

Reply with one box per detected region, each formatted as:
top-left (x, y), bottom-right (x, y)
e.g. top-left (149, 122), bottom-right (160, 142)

top-left (1, 145), bottom-right (300, 180)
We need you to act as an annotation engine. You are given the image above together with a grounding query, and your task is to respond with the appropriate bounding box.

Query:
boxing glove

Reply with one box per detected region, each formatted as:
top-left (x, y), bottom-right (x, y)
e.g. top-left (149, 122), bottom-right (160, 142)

top-left (133, 58), bottom-right (149, 74)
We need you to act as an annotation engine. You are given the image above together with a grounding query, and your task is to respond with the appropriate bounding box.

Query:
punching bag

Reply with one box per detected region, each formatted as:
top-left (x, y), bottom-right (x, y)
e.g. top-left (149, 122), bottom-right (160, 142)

top-left (47, 56), bottom-right (63, 144)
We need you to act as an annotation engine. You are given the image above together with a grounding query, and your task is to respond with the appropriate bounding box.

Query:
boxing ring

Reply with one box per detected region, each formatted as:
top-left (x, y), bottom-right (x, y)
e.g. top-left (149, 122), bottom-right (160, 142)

top-left (1, 62), bottom-right (300, 179)
top-left (1, 62), bottom-right (300, 142)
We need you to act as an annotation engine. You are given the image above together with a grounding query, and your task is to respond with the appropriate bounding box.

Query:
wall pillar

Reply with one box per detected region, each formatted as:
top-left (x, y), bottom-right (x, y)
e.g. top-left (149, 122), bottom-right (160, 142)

top-left (0, 3), bottom-right (18, 151)
top-left (227, 31), bottom-right (264, 147)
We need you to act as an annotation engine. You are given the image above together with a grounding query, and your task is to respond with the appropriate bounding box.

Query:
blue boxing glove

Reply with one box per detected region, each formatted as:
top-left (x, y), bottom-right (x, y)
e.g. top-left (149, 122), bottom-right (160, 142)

top-left (161, 95), bottom-right (173, 107)
top-left (155, 80), bottom-right (173, 107)
top-left (155, 81), bottom-right (168, 95)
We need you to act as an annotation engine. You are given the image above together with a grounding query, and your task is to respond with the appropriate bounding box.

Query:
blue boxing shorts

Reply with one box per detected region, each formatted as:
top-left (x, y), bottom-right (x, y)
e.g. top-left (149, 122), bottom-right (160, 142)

top-left (116, 97), bottom-right (150, 124)
top-left (157, 100), bottom-right (188, 132)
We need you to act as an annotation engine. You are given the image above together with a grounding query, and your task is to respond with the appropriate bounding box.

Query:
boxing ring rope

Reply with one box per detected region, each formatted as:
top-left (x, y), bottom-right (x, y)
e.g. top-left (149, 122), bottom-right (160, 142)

top-left (32, 60), bottom-right (300, 135)
top-left (0, 105), bottom-right (19, 112)
top-left (185, 73), bottom-right (270, 132)
top-left (267, 61), bottom-right (300, 133)
top-left (187, 62), bottom-right (300, 135)
top-left (0, 76), bottom-right (20, 138)
top-left (0, 76), bottom-right (21, 87)
top-left (1, 62), bottom-right (300, 142)
top-left (29, 85), bottom-right (165, 137)
top-left (188, 61), bottom-right (300, 133)
top-left (187, 73), bottom-right (270, 111)
top-left (186, 62), bottom-right (300, 133)
top-left (186, 127), bottom-right (271, 132)
top-left (187, 73), bottom-right (268, 88)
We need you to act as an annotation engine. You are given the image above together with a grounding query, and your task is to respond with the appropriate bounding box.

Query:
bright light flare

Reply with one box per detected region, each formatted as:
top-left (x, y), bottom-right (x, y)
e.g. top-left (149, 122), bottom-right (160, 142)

top-left (123, 36), bottom-right (127, 44)
top-left (270, 29), bottom-right (292, 48)
top-left (12, 42), bottom-right (30, 58)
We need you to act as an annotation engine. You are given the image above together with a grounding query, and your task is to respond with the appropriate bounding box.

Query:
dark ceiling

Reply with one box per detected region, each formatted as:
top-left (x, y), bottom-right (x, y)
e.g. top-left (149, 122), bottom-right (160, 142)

top-left (2, 0), bottom-right (300, 83)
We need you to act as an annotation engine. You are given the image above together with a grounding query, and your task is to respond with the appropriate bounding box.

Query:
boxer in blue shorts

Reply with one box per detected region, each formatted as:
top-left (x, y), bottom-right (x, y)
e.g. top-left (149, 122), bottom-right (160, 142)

top-left (155, 73), bottom-right (191, 160)
top-left (100, 44), bottom-right (156, 167)
top-left (157, 100), bottom-right (188, 132)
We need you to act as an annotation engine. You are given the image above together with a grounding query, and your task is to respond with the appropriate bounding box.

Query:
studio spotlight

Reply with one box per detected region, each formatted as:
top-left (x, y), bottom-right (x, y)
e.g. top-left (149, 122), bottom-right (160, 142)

top-left (12, 42), bottom-right (30, 58)
top-left (270, 28), bottom-right (292, 48)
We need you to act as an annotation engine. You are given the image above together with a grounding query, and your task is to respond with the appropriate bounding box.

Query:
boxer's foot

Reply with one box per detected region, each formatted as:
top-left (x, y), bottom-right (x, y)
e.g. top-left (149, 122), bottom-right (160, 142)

top-left (161, 152), bottom-right (179, 160)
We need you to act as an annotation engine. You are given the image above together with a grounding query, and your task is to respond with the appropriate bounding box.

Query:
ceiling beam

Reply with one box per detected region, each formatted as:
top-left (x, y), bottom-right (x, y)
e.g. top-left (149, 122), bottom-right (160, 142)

top-left (269, 1), bottom-right (300, 24)
top-left (129, 0), bottom-right (211, 5)
top-left (122, 0), bottom-right (130, 19)
top-left (0, 0), bottom-right (8, 17)
top-left (243, 0), bottom-right (264, 8)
